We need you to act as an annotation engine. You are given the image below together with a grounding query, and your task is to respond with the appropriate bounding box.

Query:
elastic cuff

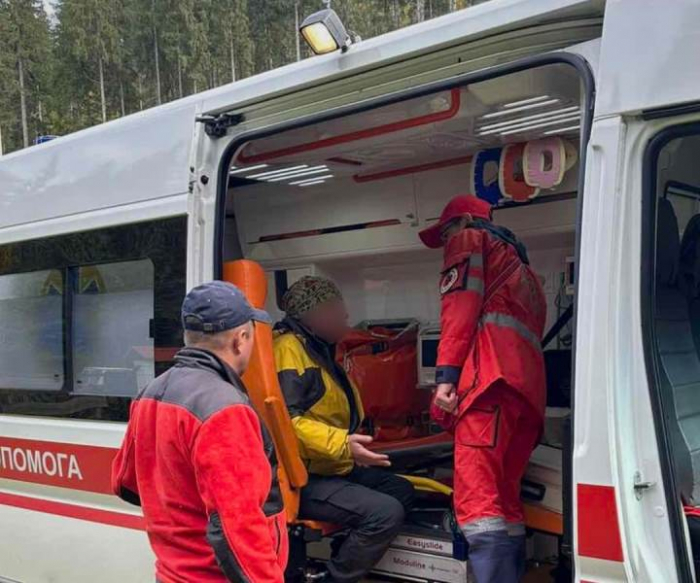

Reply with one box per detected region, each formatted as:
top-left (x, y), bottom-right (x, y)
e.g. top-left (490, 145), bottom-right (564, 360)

top-left (436, 365), bottom-right (461, 384)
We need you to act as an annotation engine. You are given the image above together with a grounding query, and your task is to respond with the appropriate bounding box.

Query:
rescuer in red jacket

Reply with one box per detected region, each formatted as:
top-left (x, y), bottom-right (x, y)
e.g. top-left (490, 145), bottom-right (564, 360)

top-left (420, 195), bottom-right (547, 583)
top-left (112, 281), bottom-right (287, 583)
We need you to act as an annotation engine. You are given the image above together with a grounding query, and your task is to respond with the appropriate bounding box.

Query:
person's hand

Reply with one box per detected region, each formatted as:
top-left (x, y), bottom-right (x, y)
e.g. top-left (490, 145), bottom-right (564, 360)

top-left (434, 383), bottom-right (457, 413)
top-left (348, 434), bottom-right (391, 467)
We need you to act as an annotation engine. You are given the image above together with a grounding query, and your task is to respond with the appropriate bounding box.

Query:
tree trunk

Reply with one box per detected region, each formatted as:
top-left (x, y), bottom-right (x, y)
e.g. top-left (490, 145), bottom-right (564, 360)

top-left (177, 46), bottom-right (184, 98)
top-left (0, 124), bottom-right (4, 156)
top-left (154, 32), bottom-right (162, 104)
top-left (18, 57), bottom-right (29, 148)
top-left (449, 0), bottom-right (456, 11)
top-left (38, 100), bottom-right (43, 124)
top-left (230, 37), bottom-right (236, 82)
top-left (294, 1), bottom-right (301, 62)
top-left (415, 0), bottom-right (425, 22)
top-left (391, 0), bottom-right (400, 27)
top-left (98, 56), bottom-right (107, 123)
top-left (120, 81), bottom-right (126, 116)
top-left (138, 76), bottom-right (144, 110)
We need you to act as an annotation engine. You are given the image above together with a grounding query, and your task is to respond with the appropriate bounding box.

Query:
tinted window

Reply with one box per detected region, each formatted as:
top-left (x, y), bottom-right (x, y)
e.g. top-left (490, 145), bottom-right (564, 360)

top-left (648, 134), bottom-right (700, 505)
top-left (0, 217), bottom-right (186, 421)
top-left (643, 123), bottom-right (700, 583)
top-left (72, 260), bottom-right (155, 397)
top-left (0, 270), bottom-right (64, 391)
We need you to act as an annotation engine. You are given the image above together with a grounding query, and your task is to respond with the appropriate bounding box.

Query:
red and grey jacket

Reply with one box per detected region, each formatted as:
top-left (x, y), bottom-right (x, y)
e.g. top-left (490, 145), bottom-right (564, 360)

top-left (112, 348), bottom-right (287, 583)
top-left (436, 222), bottom-right (547, 420)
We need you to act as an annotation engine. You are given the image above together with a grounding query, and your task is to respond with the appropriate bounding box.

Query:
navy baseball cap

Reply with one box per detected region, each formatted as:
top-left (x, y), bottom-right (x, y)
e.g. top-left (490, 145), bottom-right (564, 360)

top-left (181, 281), bottom-right (271, 333)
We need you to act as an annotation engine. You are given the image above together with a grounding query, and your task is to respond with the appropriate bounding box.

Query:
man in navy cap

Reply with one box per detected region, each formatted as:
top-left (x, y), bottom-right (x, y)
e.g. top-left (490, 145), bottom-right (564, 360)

top-left (112, 281), bottom-right (288, 583)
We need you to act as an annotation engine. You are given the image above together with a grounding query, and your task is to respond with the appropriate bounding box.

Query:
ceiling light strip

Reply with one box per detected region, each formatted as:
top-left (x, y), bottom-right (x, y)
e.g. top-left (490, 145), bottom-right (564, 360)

top-left (478, 106), bottom-right (580, 131)
top-left (477, 111), bottom-right (581, 136)
top-left (478, 112), bottom-right (581, 136)
top-left (263, 166), bottom-right (328, 180)
top-left (503, 95), bottom-right (552, 108)
top-left (299, 179), bottom-right (327, 187)
top-left (480, 99), bottom-right (561, 120)
top-left (290, 174), bottom-right (334, 185)
top-left (544, 125), bottom-right (581, 136)
top-left (248, 164), bottom-right (310, 179)
top-left (266, 167), bottom-right (330, 182)
top-left (229, 164), bottom-right (269, 175)
top-left (499, 115), bottom-right (583, 136)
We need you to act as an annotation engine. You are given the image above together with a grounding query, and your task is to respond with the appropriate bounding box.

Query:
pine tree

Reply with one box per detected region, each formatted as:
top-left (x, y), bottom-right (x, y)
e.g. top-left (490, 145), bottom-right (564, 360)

top-left (0, 0), bottom-right (52, 151)
top-left (55, 0), bottom-right (123, 123)
top-left (0, 0), bottom-right (494, 153)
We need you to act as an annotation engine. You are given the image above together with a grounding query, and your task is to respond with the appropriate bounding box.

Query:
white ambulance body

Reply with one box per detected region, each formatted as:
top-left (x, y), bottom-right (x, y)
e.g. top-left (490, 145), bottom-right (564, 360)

top-left (1, 0), bottom-right (700, 581)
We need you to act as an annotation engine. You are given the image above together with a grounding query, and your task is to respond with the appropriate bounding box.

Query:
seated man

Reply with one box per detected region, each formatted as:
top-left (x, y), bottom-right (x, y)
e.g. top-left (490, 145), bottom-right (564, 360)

top-left (274, 276), bottom-right (415, 583)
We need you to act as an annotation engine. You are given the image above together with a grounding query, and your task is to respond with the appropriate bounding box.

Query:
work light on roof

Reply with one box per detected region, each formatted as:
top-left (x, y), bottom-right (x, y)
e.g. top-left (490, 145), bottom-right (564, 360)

top-left (300, 9), bottom-right (354, 55)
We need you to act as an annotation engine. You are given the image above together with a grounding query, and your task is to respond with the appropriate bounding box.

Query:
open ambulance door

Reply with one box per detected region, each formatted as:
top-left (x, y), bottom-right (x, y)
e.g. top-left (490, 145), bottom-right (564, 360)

top-left (211, 49), bottom-right (596, 582)
top-left (574, 2), bottom-right (700, 581)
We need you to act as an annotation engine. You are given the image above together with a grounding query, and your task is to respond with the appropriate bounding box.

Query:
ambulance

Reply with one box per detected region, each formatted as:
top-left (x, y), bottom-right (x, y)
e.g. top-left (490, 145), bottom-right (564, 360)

top-left (1, 0), bottom-right (700, 581)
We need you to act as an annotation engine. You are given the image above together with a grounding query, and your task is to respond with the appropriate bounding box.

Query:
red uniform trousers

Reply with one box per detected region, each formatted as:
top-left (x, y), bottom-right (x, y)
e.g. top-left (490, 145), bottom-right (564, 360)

top-left (454, 380), bottom-right (542, 535)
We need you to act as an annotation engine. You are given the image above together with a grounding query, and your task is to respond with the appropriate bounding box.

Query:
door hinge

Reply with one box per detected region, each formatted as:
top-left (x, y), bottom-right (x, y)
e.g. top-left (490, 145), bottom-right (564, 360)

top-left (196, 112), bottom-right (245, 138)
top-left (634, 471), bottom-right (656, 500)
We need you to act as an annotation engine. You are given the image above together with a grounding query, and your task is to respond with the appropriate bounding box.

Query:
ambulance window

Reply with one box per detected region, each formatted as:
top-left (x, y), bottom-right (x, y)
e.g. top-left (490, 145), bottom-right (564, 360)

top-left (645, 127), bottom-right (700, 507)
top-left (72, 259), bottom-right (155, 398)
top-left (0, 216), bottom-right (186, 421)
top-left (0, 270), bottom-right (65, 391)
top-left (643, 124), bottom-right (700, 581)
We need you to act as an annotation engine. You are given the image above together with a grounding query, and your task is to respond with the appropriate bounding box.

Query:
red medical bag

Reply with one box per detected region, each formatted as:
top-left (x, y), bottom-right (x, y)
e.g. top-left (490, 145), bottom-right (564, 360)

top-left (337, 321), bottom-right (431, 441)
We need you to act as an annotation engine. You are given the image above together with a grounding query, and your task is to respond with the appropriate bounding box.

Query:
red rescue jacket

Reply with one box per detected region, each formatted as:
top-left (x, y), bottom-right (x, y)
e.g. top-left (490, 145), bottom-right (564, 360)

top-left (435, 224), bottom-right (547, 422)
top-left (112, 348), bottom-right (287, 583)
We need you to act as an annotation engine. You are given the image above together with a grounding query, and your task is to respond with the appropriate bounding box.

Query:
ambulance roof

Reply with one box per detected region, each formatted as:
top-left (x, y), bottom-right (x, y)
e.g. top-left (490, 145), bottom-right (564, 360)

top-left (0, 0), bottom-right (604, 235)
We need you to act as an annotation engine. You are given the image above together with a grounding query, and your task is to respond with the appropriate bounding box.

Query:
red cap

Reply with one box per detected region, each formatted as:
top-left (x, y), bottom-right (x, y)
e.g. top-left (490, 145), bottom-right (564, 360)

top-left (419, 195), bottom-right (492, 248)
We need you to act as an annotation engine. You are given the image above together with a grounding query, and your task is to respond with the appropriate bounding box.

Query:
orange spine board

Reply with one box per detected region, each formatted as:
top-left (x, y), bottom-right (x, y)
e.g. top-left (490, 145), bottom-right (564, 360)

top-left (223, 260), bottom-right (308, 522)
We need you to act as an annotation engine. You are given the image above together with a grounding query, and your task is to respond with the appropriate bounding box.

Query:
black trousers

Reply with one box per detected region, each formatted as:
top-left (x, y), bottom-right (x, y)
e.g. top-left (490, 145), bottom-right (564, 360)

top-left (299, 466), bottom-right (415, 583)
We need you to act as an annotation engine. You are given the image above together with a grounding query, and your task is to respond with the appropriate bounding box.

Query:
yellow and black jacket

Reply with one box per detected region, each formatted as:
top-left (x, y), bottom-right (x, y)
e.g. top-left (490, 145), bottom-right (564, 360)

top-left (274, 318), bottom-right (364, 477)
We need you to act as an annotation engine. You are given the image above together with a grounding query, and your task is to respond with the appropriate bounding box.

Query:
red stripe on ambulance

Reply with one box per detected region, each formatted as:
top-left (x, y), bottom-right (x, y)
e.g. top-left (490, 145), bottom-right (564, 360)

top-left (0, 491), bottom-right (144, 531)
top-left (577, 484), bottom-right (624, 562)
top-left (0, 437), bottom-right (117, 495)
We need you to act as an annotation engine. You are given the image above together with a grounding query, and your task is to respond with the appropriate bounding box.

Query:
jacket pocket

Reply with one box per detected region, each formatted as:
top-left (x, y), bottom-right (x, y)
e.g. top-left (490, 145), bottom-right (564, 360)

top-left (456, 406), bottom-right (500, 448)
top-left (273, 514), bottom-right (282, 554)
top-left (270, 512), bottom-right (289, 571)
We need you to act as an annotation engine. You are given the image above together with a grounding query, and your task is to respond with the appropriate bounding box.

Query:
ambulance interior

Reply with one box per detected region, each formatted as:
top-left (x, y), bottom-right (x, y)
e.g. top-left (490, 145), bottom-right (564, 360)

top-left (221, 62), bottom-right (584, 581)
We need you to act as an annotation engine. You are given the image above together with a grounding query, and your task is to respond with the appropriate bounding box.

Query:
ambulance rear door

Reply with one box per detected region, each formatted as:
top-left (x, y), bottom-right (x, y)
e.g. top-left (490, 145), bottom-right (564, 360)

top-left (574, 1), bottom-right (700, 581)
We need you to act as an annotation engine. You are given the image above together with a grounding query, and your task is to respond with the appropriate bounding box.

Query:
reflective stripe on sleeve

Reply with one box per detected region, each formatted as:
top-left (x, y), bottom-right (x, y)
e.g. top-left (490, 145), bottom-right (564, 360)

top-left (465, 276), bottom-right (484, 294)
top-left (464, 252), bottom-right (484, 294)
top-left (469, 253), bottom-right (484, 268)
